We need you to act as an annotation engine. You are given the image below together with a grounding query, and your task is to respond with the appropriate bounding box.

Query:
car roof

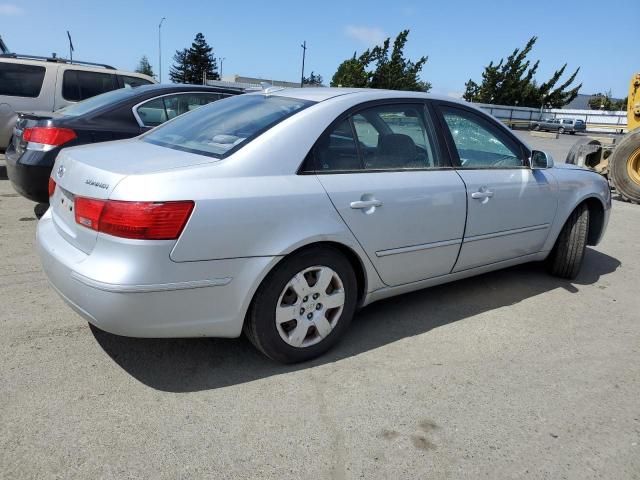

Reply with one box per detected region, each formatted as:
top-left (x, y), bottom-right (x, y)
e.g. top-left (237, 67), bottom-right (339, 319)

top-left (258, 87), bottom-right (459, 104)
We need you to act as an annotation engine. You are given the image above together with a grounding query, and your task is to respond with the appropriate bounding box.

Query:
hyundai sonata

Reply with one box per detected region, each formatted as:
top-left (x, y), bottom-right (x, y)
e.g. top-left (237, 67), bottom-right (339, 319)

top-left (37, 87), bottom-right (611, 363)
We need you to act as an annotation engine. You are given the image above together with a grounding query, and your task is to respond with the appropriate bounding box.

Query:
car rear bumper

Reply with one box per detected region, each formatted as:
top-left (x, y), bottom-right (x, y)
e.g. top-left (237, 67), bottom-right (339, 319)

top-left (5, 148), bottom-right (56, 203)
top-left (36, 209), bottom-right (278, 338)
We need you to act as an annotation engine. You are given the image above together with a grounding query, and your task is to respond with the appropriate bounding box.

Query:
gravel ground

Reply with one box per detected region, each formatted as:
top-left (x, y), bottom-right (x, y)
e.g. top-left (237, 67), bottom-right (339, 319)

top-left (0, 134), bottom-right (639, 479)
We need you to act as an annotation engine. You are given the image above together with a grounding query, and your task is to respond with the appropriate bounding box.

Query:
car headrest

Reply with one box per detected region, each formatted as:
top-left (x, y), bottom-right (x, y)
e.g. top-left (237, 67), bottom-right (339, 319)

top-left (378, 133), bottom-right (416, 159)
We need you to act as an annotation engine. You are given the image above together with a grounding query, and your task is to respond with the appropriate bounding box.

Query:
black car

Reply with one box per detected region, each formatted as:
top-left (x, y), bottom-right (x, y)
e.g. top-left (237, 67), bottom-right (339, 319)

top-left (5, 84), bottom-right (244, 202)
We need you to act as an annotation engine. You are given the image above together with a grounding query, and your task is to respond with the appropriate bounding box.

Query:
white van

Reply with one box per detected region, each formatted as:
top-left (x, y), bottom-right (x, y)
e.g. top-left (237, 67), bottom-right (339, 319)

top-left (0, 54), bottom-right (156, 149)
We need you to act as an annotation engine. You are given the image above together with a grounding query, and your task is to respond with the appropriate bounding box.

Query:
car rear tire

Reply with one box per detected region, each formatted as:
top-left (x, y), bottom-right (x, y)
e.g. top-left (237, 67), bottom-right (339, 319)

top-left (559, 127), bottom-right (566, 134)
top-left (244, 246), bottom-right (357, 363)
top-left (546, 204), bottom-right (589, 280)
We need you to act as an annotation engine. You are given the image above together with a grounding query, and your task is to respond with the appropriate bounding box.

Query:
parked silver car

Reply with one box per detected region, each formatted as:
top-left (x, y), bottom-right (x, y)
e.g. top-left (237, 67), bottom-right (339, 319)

top-left (532, 117), bottom-right (586, 134)
top-left (37, 88), bottom-right (611, 363)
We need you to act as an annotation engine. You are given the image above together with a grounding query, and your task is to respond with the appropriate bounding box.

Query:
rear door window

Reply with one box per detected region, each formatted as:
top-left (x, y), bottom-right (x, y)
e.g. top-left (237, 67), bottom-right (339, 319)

top-left (352, 104), bottom-right (438, 170)
top-left (62, 70), bottom-right (119, 101)
top-left (0, 63), bottom-right (46, 97)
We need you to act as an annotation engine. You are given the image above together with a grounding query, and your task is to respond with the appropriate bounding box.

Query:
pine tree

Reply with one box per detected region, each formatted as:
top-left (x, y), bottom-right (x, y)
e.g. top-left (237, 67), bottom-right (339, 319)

top-left (462, 37), bottom-right (581, 107)
top-left (368, 31), bottom-right (430, 92)
top-left (169, 33), bottom-right (219, 84)
top-left (185, 32), bottom-right (218, 84)
top-left (135, 55), bottom-right (154, 78)
top-left (330, 30), bottom-right (430, 92)
top-left (169, 48), bottom-right (189, 84)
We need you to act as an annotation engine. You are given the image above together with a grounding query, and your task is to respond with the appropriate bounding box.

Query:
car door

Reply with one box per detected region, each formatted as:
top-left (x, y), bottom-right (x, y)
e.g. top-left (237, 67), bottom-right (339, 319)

top-left (435, 102), bottom-right (557, 272)
top-left (311, 102), bottom-right (467, 287)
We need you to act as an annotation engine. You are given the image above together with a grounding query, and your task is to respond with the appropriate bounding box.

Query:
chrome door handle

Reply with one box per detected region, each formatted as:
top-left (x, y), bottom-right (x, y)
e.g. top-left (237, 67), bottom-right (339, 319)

top-left (471, 190), bottom-right (494, 199)
top-left (350, 199), bottom-right (383, 209)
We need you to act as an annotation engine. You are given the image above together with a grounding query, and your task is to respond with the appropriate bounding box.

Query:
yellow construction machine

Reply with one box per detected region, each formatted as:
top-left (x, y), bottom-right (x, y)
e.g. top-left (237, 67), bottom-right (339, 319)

top-left (567, 73), bottom-right (640, 203)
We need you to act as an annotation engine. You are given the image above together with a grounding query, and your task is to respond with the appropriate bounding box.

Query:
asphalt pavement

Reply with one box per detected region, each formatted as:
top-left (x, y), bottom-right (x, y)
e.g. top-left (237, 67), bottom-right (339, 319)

top-left (1, 135), bottom-right (638, 479)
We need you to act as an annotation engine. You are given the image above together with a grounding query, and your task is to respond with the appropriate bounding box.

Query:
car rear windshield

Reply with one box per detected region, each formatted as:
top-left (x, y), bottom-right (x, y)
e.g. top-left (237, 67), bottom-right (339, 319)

top-left (143, 94), bottom-right (315, 158)
top-left (57, 87), bottom-right (139, 116)
top-left (0, 63), bottom-right (46, 98)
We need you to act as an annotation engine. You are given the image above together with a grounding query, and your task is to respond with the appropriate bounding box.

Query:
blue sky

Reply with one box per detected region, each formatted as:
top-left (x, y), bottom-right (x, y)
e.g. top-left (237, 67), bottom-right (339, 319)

top-left (1, 0), bottom-right (637, 98)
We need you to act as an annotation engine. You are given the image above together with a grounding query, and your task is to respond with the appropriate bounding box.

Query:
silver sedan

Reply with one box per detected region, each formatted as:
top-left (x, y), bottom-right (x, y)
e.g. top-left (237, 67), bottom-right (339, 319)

top-left (37, 88), bottom-right (611, 363)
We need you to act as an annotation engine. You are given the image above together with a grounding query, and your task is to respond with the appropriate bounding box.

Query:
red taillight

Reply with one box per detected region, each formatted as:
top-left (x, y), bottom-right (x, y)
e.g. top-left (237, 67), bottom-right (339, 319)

top-left (48, 177), bottom-right (57, 197)
top-left (23, 127), bottom-right (77, 146)
top-left (75, 197), bottom-right (106, 230)
top-left (74, 198), bottom-right (194, 240)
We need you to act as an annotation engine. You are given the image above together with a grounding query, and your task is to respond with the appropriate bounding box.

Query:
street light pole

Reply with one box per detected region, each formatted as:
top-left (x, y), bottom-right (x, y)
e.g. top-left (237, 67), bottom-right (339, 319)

top-left (218, 57), bottom-right (226, 78)
top-left (300, 41), bottom-right (307, 88)
top-left (158, 17), bottom-right (166, 83)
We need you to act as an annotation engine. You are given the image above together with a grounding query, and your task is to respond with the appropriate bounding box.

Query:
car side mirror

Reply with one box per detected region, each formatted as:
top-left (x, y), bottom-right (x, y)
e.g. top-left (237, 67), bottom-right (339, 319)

top-left (531, 150), bottom-right (554, 169)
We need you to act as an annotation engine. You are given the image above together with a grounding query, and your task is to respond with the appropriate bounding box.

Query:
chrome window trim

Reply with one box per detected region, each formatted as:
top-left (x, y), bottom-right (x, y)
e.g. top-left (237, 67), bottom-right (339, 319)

top-left (131, 91), bottom-right (230, 128)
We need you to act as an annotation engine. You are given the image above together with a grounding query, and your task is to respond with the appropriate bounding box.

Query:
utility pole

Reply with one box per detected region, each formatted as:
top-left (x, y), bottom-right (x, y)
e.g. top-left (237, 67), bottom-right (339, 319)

top-left (218, 57), bottom-right (226, 79)
top-left (158, 17), bottom-right (166, 82)
top-left (300, 41), bottom-right (307, 88)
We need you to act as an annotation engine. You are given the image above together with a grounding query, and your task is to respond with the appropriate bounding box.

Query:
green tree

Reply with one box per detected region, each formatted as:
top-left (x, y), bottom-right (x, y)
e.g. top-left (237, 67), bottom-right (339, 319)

top-left (169, 33), bottom-right (219, 84)
top-left (169, 48), bottom-right (189, 84)
top-left (331, 53), bottom-right (370, 87)
top-left (135, 55), bottom-right (154, 77)
top-left (463, 36), bottom-right (581, 107)
top-left (588, 92), bottom-right (612, 110)
top-left (330, 30), bottom-right (430, 92)
top-left (303, 71), bottom-right (324, 86)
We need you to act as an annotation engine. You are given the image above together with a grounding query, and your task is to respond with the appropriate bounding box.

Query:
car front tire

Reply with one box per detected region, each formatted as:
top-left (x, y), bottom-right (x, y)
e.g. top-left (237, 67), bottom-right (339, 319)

top-left (546, 204), bottom-right (589, 280)
top-left (244, 246), bottom-right (357, 363)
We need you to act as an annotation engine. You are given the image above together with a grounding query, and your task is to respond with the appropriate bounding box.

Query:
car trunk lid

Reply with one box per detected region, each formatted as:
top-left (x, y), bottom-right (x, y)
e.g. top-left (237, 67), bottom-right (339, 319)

top-left (50, 149), bottom-right (129, 254)
top-left (49, 139), bottom-right (217, 254)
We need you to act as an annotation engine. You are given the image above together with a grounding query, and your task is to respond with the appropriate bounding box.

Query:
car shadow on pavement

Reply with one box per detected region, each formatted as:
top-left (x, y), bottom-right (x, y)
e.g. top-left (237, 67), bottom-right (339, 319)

top-left (91, 248), bottom-right (621, 392)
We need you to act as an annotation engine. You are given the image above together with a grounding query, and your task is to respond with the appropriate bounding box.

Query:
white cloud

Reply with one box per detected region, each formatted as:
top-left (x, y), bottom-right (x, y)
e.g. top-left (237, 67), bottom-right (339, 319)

top-left (344, 25), bottom-right (387, 47)
top-left (0, 3), bottom-right (23, 15)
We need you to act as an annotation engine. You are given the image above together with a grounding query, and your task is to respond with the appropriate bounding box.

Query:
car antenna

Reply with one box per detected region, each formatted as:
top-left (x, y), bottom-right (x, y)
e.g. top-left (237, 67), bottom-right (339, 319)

top-left (260, 82), bottom-right (284, 95)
